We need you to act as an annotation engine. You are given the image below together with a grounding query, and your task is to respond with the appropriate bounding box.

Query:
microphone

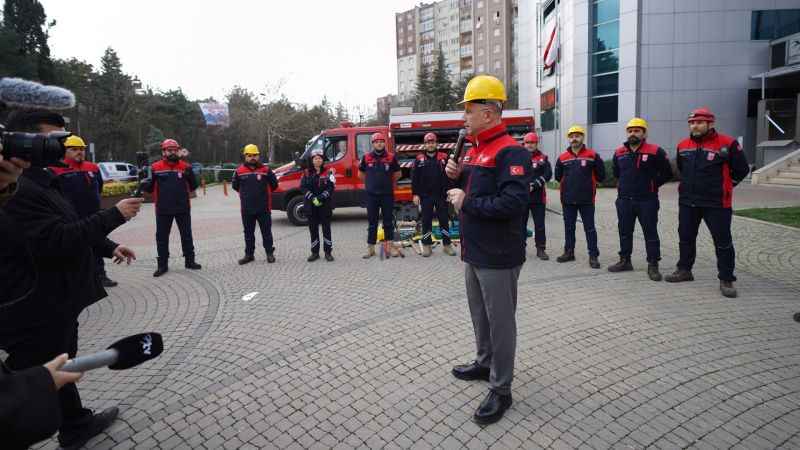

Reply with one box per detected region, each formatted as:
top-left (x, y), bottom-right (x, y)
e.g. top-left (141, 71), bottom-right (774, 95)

top-left (0, 77), bottom-right (76, 110)
top-left (449, 129), bottom-right (468, 163)
top-left (61, 333), bottom-right (163, 372)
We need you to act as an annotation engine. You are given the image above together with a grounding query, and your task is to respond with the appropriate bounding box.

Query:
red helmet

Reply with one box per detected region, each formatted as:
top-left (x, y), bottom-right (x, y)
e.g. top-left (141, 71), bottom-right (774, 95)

top-left (523, 132), bottom-right (539, 143)
top-left (161, 139), bottom-right (180, 150)
top-left (688, 107), bottom-right (715, 123)
top-left (371, 132), bottom-right (386, 143)
top-left (423, 132), bottom-right (437, 143)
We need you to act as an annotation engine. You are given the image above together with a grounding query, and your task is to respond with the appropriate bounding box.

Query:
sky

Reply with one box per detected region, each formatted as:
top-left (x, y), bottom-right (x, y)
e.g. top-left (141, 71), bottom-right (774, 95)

top-left (40, 1), bottom-right (422, 115)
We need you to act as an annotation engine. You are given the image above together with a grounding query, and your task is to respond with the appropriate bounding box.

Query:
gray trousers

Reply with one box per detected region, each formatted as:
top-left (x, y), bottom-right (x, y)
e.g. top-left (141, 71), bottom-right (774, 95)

top-left (465, 263), bottom-right (522, 395)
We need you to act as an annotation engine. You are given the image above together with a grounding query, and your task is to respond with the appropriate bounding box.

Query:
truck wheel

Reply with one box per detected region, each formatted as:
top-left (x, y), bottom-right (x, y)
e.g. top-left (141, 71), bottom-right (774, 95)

top-left (286, 196), bottom-right (309, 226)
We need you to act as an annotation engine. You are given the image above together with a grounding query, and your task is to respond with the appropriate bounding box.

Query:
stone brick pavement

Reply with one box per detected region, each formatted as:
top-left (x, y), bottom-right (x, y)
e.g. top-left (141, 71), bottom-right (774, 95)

top-left (26, 182), bottom-right (800, 449)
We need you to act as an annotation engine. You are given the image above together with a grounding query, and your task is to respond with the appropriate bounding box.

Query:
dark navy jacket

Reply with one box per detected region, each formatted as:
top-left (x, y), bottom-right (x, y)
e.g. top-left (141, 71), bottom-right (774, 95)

top-left (142, 159), bottom-right (198, 216)
top-left (359, 150), bottom-right (400, 196)
top-left (529, 150), bottom-right (552, 205)
top-left (455, 124), bottom-right (532, 269)
top-left (554, 146), bottom-right (605, 205)
top-left (612, 141), bottom-right (673, 201)
top-left (300, 167), bottom-right (335, 213)
top-left (49, 158), bottom-right (103, 218)
top-left (232, 163), bottom-right (279, 215)
top-left (676, 130), bottom-right (749, 209)
top-left (411, 151), bottom-right (448, 198)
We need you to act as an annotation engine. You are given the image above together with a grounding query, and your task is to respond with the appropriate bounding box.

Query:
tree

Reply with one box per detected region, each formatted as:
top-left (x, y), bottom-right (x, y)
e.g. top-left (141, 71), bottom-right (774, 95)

top-left (429, 46), bottom-right (456, 111)
top-left (452, 73), bottom-right (472, 105)
top-left (414, 62), bottom-right (432, 112)
top-left (2, 0), bottom-right (54, 81)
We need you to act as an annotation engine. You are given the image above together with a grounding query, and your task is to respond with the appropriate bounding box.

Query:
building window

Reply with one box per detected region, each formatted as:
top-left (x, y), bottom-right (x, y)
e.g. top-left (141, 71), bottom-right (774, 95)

top-left (478, 47), bottom-right (484, 56)
top-left (751, 10), bottom-right (800, 40)
top-left (478, 1), bottom-right (484, 7)
top-left (477, 32), bottom-right (484, 41)
top-left (494, 60), bottom-right (501, 69)
top-left (478, 64), bottom-right (485, 72)
top-left (494, 28), bottom-right (501, 36)
top-left (494, 11), bottom-right (501, 24)
top-left (591, 0), bottom-right (619, 124)
top-left (493, 43), bottom-right (500, 53)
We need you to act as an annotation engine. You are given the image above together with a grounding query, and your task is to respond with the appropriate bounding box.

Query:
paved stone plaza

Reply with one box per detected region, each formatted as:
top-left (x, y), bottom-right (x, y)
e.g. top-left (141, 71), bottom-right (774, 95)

top-left (29, 183), bottom-right (800, 450)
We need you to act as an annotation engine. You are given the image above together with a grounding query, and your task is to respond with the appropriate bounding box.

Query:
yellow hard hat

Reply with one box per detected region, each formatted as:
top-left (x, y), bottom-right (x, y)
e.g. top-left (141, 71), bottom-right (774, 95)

top-left (243, 144), bottom-right (260, 155)
top-left (567, 125), bottom-right (586, 137)
top-left (626, 117), bottom-right (648, 131)
top-left (458, 75), bottom-right (507, 104)
top-left (64, 135), bottom-right (87, 148)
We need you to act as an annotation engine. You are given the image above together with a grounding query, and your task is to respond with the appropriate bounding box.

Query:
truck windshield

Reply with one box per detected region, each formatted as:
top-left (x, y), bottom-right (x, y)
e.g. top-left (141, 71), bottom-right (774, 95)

top-left (303, 135), bottom-right (322, 159)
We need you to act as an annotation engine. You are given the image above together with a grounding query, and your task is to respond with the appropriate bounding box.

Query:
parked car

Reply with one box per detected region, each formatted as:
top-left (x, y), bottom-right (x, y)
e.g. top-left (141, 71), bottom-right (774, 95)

top-left (191, 162), bottom-right (203, 177)
top-left (98, 162), bottom-right (137, 183)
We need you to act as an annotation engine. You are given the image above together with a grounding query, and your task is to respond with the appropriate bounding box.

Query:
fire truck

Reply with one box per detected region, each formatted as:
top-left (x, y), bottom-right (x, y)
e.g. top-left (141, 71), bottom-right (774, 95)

top-left (271, 109), bottom-right (535, 226)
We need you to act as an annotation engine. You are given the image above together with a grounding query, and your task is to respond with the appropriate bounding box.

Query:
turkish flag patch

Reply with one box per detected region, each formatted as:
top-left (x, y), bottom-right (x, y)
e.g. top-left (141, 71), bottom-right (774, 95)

top-left (510, 165), bottom-right (524, 176)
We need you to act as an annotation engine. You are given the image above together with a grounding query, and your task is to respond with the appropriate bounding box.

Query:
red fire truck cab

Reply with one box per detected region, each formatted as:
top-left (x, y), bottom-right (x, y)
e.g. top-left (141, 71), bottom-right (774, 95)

top-left (272, 110), bottom-right (535, 226)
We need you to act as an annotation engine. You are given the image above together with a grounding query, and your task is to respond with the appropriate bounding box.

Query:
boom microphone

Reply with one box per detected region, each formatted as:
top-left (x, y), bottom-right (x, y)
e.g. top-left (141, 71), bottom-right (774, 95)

top-left (61, 333), bottom-right (163, 373)
top-left (0, 77), bottom-right (76, 110)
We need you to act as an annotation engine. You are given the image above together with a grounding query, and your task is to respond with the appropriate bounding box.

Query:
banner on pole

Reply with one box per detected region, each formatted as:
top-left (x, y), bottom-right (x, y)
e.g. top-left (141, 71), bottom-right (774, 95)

top-left (199, 102), bottom-right (230, 127)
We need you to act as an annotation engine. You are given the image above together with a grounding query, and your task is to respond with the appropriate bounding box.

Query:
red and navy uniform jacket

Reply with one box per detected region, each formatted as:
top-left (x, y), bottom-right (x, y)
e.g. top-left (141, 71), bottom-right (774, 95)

top-left (455, 123), bottom-right (532, 269)
top-left (612, 141), bottom-right (673, 201)
top-left (676, 130), bottom-right (749, 209)
top-left (300, 167), bottom-right (335, 211)
top-left (232, 163), bottom-right (279, 215)
top-left (411, 152), bottom-right (448, 198)
top-left (359, 150), bottom-right (400, 196)
top-left (554, 146), bottom-right (605, 205)
top-left (142, 159), bottom-right (198, 216)
top-left (48, 158), bottom-right (103, 218)
top-left (529, 150), bottom-right (552, 205)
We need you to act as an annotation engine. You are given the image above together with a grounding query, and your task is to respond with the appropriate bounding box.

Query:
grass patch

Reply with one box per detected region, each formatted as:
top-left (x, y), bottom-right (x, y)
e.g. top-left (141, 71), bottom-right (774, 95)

top-left (734, 206), bottom-right (800, 228)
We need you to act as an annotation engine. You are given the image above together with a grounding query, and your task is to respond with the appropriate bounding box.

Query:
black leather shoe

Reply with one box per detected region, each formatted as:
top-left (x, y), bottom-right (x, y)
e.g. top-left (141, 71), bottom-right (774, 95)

top-left (58, 406), bottom-right (119, 450)
top-left (100, 276), bottom-right (118, 287)
top-left (307, 253), bottom-right (320, 262)
top-left (153, 266), bottom-right (168, 277)
top-left (238, 255), bottom-right (254, 265)
top-left (267, 253), bottom-right (276, 263)
top-left (473, 390), bottom-right (512, 425)
top-left (451, 361), bottom-right (490, 381)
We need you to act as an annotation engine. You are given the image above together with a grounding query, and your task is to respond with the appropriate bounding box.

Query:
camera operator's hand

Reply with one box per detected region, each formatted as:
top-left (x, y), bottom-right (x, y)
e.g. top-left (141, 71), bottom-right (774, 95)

top-left (0, 154), bottom-right (31, 191)
top-left (112, 244), bottom-right (136, 265)
top-left (116, 197), bottom-right (144, 220)
top-left (44, 354), bottom-right (83, 390)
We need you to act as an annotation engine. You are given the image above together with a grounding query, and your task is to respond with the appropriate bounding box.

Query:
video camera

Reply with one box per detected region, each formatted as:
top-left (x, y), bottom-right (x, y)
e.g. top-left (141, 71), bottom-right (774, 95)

top-left (0, 124), bottom-right (70, 167)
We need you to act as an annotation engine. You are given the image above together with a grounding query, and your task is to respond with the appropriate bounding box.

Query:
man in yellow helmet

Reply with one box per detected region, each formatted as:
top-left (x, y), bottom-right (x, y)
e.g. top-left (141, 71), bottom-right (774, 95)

top-left (232, 144), bottom-right (279, 264)
top-left (553, 125), bottom-right (605, 268)
top-left (608, 118), bottom-right (673, 280)
top-left (49, 135), bottom-right (121, 287)
top-left (445, 75), bottom-right (532, 425)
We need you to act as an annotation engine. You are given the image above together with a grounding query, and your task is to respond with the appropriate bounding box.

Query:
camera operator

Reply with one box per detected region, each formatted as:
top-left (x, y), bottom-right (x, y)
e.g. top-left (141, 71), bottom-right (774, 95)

top-left (1, 109), bottom-right (142, 449)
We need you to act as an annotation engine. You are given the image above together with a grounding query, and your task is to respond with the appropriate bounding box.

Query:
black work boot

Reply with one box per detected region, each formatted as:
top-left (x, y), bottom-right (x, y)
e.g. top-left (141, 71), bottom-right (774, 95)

top-left (608, 256), bottom-right (633, 273)
top-left (473, 390), bottom-right (513, 425)
top-left (556, 249), bottom-right (575, 263)
top-left (185, 257), bottom-right (201, 270)
top-left (452, 361), bottom-right (490, 381)
top-left (307, 253), bottom-right (320, 262)
top-left (589, 256), bottom-right (601, 269)
top-left (536, 247), bottom-right (549, 261)
top-left (720, 280), bottom-right (738, 298)
top-left (325, 252), bottom-right (334, 262)
top-left (665, 269), bottom-right (694, 283)
top-left (238, 255), bottom-right (254, 265)
top-left (153, 259), bottom-right (168, 277)
top-left (267, 253), bottom-right (276, 263)
top-left (647, 263), bottom-right (662, 281)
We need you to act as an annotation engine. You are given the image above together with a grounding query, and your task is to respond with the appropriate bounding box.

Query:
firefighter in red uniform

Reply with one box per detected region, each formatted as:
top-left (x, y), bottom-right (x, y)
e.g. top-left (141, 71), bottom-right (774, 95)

top-left (554, 125), bottom-right (605, 268)
top-left (142, 138), bottom-right (201, 277)
top-left (524, 132), bottom-right (552, 260)
top-left (232, 144), bottom-right (279, 265)
top-left (608, 118), bottom-right (673, 281)
top-left (411, 132), bottom-right (456, 257)
top-left (49, 135), bottom-right (118, 287)
top-left (358, 132), bottom-right (401, 258)
top-left (301, 148), bottom-right (335, 262)
top-left (665, 107), bottom-right (750, 298)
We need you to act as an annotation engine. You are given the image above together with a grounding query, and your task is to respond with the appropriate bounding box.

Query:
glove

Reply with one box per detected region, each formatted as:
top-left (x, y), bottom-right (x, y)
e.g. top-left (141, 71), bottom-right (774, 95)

top-left (312, 197), bottom-right (322, 207)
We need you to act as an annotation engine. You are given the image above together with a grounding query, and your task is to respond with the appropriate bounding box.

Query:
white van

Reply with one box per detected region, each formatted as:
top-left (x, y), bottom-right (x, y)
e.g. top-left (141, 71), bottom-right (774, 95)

top-left (98, 162), bottom-right (137, 183)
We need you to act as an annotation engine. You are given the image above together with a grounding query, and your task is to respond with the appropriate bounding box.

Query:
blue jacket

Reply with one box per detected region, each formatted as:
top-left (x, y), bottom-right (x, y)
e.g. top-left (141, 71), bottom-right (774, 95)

top-left (411, 152), bottom-right (449, 198)
top-left (232, 163), bottom-right (279, 215)
top-left (359, 150), bottom-right (400, 196)
top-left (529, 150), bottom-right (552, 205)
top-left (49, 158), bottom-right (103, 218)
top-left (676, 130), bottom-right (749, 209)
top-left (301, 167), bottom-right (335, 212)
top-left (554, 146), bottom-right (605, 205)
top-left (142, 159), bottom-right (198, 215)
top-left (613, 141), bottom-right (673, 201)
top-left (455, 124), bottom-right (532, 269)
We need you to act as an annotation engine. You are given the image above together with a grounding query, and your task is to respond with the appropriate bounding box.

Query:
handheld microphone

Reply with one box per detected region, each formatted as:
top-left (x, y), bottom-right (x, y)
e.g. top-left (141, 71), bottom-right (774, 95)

top-left (61, 333), bottom-right (163, 372)
top-left (0, 77), bottom-right (76, 110)
top-left (449, 129), bottom-right (468, 163)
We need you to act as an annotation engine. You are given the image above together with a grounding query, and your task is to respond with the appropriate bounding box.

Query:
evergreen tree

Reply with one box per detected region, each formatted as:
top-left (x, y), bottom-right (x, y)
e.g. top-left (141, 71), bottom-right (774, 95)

top-left (414, 62), bottom-right (432, 112)
top-left (429, 46), bottom-right (455, 111)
